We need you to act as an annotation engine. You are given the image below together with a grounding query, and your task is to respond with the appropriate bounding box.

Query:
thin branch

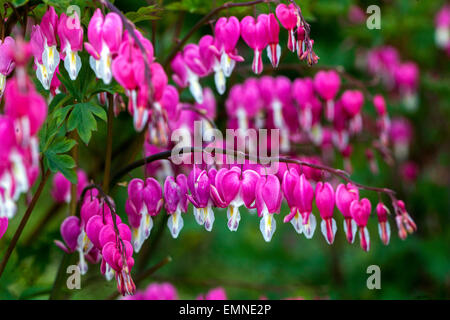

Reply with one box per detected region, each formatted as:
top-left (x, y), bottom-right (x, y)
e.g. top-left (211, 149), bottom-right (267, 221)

top-left (0, 168), bottom-right (50, 279)
top-left (24, 202), bottom-right (61, 246)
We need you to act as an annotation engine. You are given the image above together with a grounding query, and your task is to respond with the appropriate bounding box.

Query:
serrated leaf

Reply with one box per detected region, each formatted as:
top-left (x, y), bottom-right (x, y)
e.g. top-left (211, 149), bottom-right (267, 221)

top-left (45, 151), bottom-right (77, 183)
top-left (53, 104), bottom-right (74, 127)
top-left (67, 103), bottom-right (106, 145)
top-left (125, 5), bottom-right (161, 23)
top-left (48, 137), bottom-right (77, 154)
top-left (87, 103), bottom-right (107, 122)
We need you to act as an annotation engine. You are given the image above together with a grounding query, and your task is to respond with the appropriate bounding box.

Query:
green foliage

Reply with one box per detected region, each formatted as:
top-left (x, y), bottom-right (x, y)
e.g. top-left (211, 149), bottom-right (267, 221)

top-left (67, 102), bottom-right (106, 145)
top-left (125, 5), bottom-right (162, 23)
top-left (44, 136), bottom-right (77, 183)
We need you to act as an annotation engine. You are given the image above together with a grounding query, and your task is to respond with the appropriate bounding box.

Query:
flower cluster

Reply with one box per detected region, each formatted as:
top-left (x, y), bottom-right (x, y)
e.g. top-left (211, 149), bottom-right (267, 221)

top-left (123, 282), bottom-right (226, 300)
top-left (56, 188), bottom-right (136, 295)
top-left (366, 46), bottom-right (419, 111)
top-left (224, 74), bottom-right (370, 164)
top-left (125, 178), bottom-right (163, 251)
top-left (30, 7), bottom-right (84, 90)
top-left (0, 37), bottom-right (47, 238)
top-left (171, 3), bottom-right (318, 104)
top-left (84, 9), bottom-right (177, 139)
top-left (121, 163), bottom-right (415, 252)
top-left (435, 5), bottom-right (450, 56)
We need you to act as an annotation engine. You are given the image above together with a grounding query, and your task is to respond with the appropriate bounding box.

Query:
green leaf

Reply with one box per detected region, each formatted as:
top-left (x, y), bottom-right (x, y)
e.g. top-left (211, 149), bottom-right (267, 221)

top-left (9, 0), bottom-right (28, 7)
top-left (67, 102), bottom-right (106, 145)
top-left (87, 103), bottom-right (107, 122)
top-left (165, 0), bottom-right (210, 14)
top-left (47, 136), bottom-right (77, 154)
top-left (125, 5), bottom-right (161, 23)
top-left (44, 151), bottom-right (77, 183)
top-left (53, 104), bottom-right (74, 127)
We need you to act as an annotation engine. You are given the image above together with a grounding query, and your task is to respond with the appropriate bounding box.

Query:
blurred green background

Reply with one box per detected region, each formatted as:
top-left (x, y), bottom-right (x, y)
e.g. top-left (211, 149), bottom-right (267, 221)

top-left (0, 0), bottom-right (449, 299)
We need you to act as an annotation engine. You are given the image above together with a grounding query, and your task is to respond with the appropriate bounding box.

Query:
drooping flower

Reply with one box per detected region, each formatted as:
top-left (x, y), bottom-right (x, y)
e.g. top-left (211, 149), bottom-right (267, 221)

top-left (390, 117), bottom-right (413, 161)
top-left (54, 216), bottom-right (93, 274)
top-left (210, 167), bottom-right (260, 231)
top-left (376, 202), bottom-right (391, 245)
top-left (240, 15), bottom-right (269, 74)
top-left (335, 183), bottom-right (359, 243)
top-left (315, 182), bottom-right (337, 244)
top-left (164, 174), bottom-right (188, 238)
top-left (214, 16), bottom-right (244, 77)
top-left (350, 198), bottom-right (372, 252)
top-left (198, 35), bottom-right (226, 94)
top-left (125, 178), bottom-right (163, 251)
top-left (314, 70), bottom-right (341, 121)
top-left (292, 77), bottom-right (316, 131)
top-left (394, 62), bottom-right (419, 111)
top-left (57, 12), bottom-right (84, 80)
top-left (275, 3), bottom-right (298, 52)
top-left (0, 36), bottom-right (15, 98)
top-left (4, 77), bottom-right (48, 147)
top-left (84, 8), bottom-right (123, 84)
top-left (83, 194), bottom-right (135, 295)
top-left (40, 7), bottom-right (60, 79)
top-left (187, 167), bottom-right (215, 231)
top-left (256, 174), bottom-right (282, 242)
top-left (31, 25), bottom-right (52, 90)
top-left (282, 168), bottom-right (303, 234)
top-left (266, 13), bottom-right (281, 68)
top-left (395, 200), bottom-right (416, 240)
top-left (171, 44), bottom-right (208, 104)
top-left (435, 5), bottom-right (450, 51)
top-left (340, 90), bottom-right (364, 134)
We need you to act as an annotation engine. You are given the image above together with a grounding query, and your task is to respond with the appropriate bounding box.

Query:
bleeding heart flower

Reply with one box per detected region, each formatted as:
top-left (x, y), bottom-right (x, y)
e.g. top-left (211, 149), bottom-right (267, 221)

top-left (214, 16), bottom-right (244, 77)
top-left (164, 174), bottom-right (188, 238)
top-left (350, 198), bottom-right (372, 252)
top-left (240, 15), bottom-right (269, 74)
top-left (210, 167), bottom-right (260, 232)
top-left (314, 70), bottom-right (341, 121)
top-left (315, 182), bottom-right (337, 244)
top-left (256, 174), bottom-right (282, 242)
top-left (58, 12), bottom-right (83, 80)
top-left (335, 183), bottom-right (359, 243)
top-left (188, 167), bottom-right (215, 231)
top-left (376, 202), bottom-right (391, 245)
top-left (84, 9), bottom-right (123, 84)
top-left (275, 3), bottom-right (298, 52)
